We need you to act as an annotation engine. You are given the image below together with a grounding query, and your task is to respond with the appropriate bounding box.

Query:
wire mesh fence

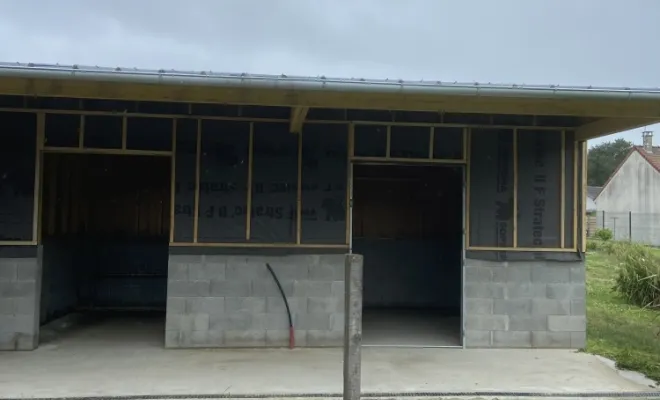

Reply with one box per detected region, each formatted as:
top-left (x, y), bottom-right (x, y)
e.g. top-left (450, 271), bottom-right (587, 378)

top-left (590, 211), bottom-right (660, 246)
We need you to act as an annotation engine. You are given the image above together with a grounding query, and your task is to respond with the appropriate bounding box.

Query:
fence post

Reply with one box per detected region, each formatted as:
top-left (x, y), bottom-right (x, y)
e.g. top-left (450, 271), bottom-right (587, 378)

top-left (602, 210), bottom-right (605, 229)
top-left (629, 211), bottom-right (632, 242)
top-left (344, 253), bottom-right (363, 400)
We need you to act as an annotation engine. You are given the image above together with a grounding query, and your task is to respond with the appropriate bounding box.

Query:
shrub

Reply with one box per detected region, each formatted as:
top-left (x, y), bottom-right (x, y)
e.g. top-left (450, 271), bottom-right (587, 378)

top-left (595, 228), bottom-right (614, 241)
top-left (611, 242), bottom-right (660, 309)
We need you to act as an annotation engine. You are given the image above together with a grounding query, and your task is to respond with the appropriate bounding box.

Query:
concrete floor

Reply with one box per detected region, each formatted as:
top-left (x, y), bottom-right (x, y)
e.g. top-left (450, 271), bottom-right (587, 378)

top-left (0, 313), bottom-right (655, 398)
top-left (362, 309), bottom-right (461, 347)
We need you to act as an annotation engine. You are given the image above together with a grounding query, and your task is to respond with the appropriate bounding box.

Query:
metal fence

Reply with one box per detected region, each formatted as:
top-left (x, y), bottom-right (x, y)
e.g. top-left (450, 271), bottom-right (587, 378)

top-left (590, 211), bottom-right (660, 246)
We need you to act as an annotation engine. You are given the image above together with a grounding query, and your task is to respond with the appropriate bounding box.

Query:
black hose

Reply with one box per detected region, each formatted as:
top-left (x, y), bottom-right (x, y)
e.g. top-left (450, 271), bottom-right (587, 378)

top-left (265, 263), bottom-right (294, 348)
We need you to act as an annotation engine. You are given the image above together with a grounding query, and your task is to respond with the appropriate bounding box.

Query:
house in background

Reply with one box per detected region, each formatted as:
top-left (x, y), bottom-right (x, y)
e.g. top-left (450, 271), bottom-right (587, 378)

top-left (595, 131), bottom-right (660, 244)
top-left (586, 186), bottom-right (601, 212)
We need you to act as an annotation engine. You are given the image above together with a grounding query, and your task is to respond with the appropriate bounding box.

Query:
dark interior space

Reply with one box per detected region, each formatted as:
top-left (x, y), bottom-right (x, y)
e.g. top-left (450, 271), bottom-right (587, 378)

top-left (352, 164), bottom-right (463, 347)
top-left (39, 153), bottom-right (170, 344)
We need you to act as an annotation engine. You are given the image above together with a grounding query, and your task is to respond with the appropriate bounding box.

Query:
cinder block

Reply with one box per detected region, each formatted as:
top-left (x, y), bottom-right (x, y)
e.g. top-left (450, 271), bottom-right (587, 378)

top-left (493, 299), bottom-right (532, 315)
top-left (210, 280), bottom-right (250, 296)
top-left (166, 297), bottom-right (186, 314)
top-left (180, 330), bottom-right (223, 348)
top-left (266, 296), bottom-right (307, 314)
top-left (13, 297), bottom-right (36, 315)
top-left (15, 260), bottom-right (38, 281)
top-left (266, 330), bottom-right (307, 347)
top-left (167, 281), bottom-right (210, 297)
top-left (548, 315), bottom-right (586, 332)
top-left (170, 255), bottom-right (203, 264)
top-left (252, 279), bottom-right (294, 296)
top-left (0, 332), bottom-right (17, 350)
top-left (309, 263), bottom-right (343, 281)
top-left (224, 330), bottom-right (266, 347)
top-left (267, 262), bottom-right (309, 280)
top-left (532, 265), bottom-right (571, 283)
top-left (189, 263), bottom-right (225, 281)
top-left (167, 263), bottom-right (188, 280)
top-left (571, 299), bottom-right (586, 316)
top-left (293, 281), bottom-right (332, 297)
top-left (226, 261), bottom-right (267, 280)
top-left (17, 334), bottom-right (36, 350)
top-left (465, 283), bottom-right (505, 299)
top-left (465, 298), bottom-right (493, 315)
top-left (547, 284), bottom-right (585, 300)
top-left (294, 313), bottom-right (331, 330)
top-left (466, 259), bottom-right (507, 268)
top-left (264, 313), bottom-right (290, 330)
top-left (509, 315), bottom-right (547, 331)
top-left (306, 330), bottom-right (343, 347)
top-left (492, 264), bottom-right (532, 283)
top-left (166, 313), bottom-right (209, 331)
top-left (1, 315), bottom-right (36, 334)
top-left (165, 330), bottom-right (180, 348)
top-left (0, 299), bottom-right (15, 315)
top-left (465, 315), bottom-right (508, 331)
top-left (465, 266), bottom-right (492, 282)
top-left (308, 297), bottom-right (344, 313)
top-left (225, 297), bottom-right (266, 313)
top-left (464, 330), bottom-right (492, 347)
top-left (571, 331), bottom-right (587, 349)
top-left (493, 331), bottom-right (532, 348)
top-left (1, 281), bottom-right (36, 298)
top-left (204, 255), bottom-right (229, 265)
top-left (0, 261), bottom-right (16, 281)
top-left (506, 283), bottom-right (546, 299)
top-left (531, 331), bottom-right (571, 348)
top-left (186, 297), bottom-right (225, 315)
top-left (570, 265), bottom-right (586, 283)
top-left (329, 313), bottom-right (345, 331)
top-left (211, 312), bottom-right (266, 330)
top-left (331, 281), bottom-right (344, 297)
top-left (532, 299), bottom-right (570, 315)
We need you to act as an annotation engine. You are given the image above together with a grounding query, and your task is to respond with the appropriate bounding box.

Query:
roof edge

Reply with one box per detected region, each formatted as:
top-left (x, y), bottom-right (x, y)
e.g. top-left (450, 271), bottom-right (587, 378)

top-left (3, 62), bottom-right (660, 101)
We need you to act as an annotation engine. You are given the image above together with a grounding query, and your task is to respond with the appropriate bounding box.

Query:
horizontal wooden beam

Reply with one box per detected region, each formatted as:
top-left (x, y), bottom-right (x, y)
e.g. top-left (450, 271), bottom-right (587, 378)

top-left (3, 76), bottom-right (660, 118)
top-left (290, 106), bottom-right (309, 133)
top-left (575, 117), bottom-right (660, 141)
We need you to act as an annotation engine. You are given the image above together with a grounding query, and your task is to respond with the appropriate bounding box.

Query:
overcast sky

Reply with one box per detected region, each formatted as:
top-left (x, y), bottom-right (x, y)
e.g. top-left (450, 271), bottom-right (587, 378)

top-left (1, 0), bottom-right (659, 147)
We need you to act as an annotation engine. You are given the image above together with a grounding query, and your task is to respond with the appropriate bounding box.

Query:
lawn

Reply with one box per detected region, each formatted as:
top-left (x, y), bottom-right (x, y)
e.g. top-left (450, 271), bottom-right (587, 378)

top-left (585, 250), bottom-right (660, 383)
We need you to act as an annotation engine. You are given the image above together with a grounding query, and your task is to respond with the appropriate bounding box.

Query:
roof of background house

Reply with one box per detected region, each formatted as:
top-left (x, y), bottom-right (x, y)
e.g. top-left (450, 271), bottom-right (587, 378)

top-left (587, 186), bottom-right (602, 200)
top-left (595, 145), bottom-right (660, 199)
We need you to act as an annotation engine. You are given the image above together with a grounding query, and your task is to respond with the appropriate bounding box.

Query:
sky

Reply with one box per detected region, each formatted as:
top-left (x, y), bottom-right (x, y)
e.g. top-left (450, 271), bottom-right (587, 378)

top-left (1, 0), bottom-right (659, 147)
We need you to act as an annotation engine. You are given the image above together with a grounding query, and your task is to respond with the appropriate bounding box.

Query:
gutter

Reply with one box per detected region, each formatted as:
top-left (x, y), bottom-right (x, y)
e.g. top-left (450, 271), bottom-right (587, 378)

top-left (3, 62), bottom-right (660, 101)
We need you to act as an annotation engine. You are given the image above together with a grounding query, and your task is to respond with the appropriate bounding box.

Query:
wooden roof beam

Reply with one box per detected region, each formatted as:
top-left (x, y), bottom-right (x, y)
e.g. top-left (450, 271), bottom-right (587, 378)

top-left (575, 117), bottom-right (660, 141)
top-left (290, 106), bottom-right (309, 134)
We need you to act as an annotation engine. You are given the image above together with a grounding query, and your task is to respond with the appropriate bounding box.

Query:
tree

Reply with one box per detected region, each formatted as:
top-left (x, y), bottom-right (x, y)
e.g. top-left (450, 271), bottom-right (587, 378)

top-left (588, 138), bottom-right (633, 186)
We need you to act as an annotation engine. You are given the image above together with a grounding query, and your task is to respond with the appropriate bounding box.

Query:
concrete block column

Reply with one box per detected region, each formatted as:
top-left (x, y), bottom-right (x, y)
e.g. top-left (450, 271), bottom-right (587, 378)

top-left (464, 258), bottom-right (586, 349)
top-left (0, 251), bottom-right (42, 351)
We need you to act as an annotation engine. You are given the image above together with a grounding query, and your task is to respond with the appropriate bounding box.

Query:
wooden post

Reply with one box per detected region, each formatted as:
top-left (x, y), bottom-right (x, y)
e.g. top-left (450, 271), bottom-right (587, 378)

top-left (343, 253), bottom-right (363, 400)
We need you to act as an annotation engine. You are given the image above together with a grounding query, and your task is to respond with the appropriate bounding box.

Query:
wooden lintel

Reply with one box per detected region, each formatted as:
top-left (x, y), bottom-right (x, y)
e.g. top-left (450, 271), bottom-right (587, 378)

top-left (575, 117), bottom-right (660, 141)
top-left (290, 106), bottom-right (309, 133)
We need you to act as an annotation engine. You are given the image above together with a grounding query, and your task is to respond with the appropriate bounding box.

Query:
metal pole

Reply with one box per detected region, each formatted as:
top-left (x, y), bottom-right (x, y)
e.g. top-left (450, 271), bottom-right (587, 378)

top-left (344, 253), bottom-right (363, 400)
top-left (629, 211), bottom-right (632, 242)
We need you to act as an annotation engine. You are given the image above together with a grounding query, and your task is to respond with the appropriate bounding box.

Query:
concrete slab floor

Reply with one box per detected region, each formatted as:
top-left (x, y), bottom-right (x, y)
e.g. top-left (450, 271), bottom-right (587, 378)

top-left (0, 315), bottom-right (656, 398)
top-left (362, 309), bottom-right (461, 347)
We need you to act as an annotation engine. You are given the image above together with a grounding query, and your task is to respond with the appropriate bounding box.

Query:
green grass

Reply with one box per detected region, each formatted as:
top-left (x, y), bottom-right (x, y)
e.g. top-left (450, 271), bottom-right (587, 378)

top-left (585, 250), bottom-right (660, 383)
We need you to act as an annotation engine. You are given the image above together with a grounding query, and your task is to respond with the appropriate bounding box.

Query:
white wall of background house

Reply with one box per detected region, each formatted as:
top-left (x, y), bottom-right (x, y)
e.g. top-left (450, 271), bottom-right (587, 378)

top-left (596, 140), bottom-right (660, 245)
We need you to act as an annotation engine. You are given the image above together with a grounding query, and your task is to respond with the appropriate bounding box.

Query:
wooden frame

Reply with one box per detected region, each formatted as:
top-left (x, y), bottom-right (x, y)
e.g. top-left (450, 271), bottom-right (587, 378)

top-left (466, 127), bottom-right (578, 252)
top-left (0, 107), bottom-right (582, 252)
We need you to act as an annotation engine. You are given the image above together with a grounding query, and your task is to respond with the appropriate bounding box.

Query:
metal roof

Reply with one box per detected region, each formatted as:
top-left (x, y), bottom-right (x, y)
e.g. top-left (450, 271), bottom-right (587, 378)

top-left (3, 62), bottom-right (660, 101)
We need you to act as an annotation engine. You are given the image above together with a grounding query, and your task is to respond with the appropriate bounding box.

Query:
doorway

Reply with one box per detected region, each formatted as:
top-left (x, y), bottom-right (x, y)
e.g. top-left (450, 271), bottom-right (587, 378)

top-left (38, 153), bottom-right (170, 347)
top-left (352, 164), bottom-right (463, 347)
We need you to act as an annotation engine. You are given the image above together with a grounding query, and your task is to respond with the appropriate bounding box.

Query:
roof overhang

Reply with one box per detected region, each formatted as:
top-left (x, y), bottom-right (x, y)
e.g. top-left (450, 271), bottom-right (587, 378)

top-left (1, 63), bottom-right (660, 140)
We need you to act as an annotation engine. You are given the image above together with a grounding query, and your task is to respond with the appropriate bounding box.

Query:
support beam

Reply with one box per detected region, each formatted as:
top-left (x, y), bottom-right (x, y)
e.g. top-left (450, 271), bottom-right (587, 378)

top-left (575, 117), bottom-right (660, 141)
top-left (343, 253), bottom-right (363, 400)
top-left (290, 106), bottom-right (309, 133)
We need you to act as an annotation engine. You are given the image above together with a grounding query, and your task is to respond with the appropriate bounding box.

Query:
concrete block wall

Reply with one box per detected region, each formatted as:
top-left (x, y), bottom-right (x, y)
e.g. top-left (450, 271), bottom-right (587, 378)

top-left (464, 258), bottom-right (586, 349)
top-left (0, 252), bottom-right (41, 350)
top-left (166, 253), bottom-right (345, 348)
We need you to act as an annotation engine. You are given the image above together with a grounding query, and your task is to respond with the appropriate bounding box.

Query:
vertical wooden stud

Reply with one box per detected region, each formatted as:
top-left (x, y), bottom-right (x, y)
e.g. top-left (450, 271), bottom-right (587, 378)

top-left (296, 130), bottom-right (303, 244)
top-left (560, 130), bottom-right (566, 248)
top-left (246, 122), bottom-right (254, 241)
top-left (464, 128), bottom-right (471, 248)
top-left (79, 114), bottom-right (85, 148)
top-left (429, 127), bottom-right (435, 159)
top-left (385, 125), bottom-right (391, 158)
top-left (512, 128), bottom-right (518, 248)
top-left (33, 113), bottom-right (45, 243)
top-left (193, 119), bottom-right (201, 243)
top-left (573, 141), bottom-right (579, 249)
top-left (346, 124), bottom-right (354, 246)
top-left (122, 115), bottom-right (128, 150)
top-left (169, 119), bottom-right (177, 243)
